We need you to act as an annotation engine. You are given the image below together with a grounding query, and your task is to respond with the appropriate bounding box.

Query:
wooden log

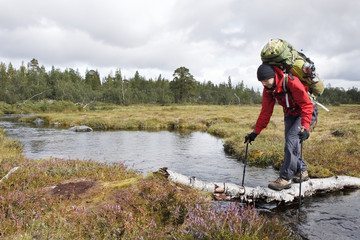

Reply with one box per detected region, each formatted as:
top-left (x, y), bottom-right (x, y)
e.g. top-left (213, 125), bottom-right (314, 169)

top-left (157, 168), bottom-right (360, 203)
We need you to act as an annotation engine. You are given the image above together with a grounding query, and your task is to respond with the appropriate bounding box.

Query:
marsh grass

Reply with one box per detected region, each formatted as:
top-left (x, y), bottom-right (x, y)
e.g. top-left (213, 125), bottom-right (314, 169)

top-left (16, 103), bottom-right (360, 178)
top-left (1, 103), bottom-right (358, 238)
top-left (0, 130), bottom-right (295, 239)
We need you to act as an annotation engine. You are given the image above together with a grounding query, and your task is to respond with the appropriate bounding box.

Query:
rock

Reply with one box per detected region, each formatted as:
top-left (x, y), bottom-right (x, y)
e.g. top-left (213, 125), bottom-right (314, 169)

top-left (69, 126), bottom-right (93, 132)
top-left (33, 118), bottom-right (45, 126)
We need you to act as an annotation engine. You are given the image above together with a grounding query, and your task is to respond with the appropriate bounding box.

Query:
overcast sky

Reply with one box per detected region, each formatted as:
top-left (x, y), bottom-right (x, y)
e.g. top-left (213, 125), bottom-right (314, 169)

top-left (1, 0), bottom-right (359, 90)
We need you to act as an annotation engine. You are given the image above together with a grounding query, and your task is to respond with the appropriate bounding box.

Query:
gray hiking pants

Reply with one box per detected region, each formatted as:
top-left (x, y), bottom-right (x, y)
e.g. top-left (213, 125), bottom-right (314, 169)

top-left (280, 105), bottom-right (318, 180)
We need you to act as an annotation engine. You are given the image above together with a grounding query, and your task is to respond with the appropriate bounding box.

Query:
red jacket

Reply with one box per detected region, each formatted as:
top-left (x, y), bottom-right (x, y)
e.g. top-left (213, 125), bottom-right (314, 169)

top-left (254, 66), bottom-right (314, 134)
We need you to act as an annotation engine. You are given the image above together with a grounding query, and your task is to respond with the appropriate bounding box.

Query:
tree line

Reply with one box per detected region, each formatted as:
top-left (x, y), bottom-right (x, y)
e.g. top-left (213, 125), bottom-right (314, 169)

top-left (0, 59), bottom-right (359, 106)
top-left (317, 85), bottom-right (360, 105)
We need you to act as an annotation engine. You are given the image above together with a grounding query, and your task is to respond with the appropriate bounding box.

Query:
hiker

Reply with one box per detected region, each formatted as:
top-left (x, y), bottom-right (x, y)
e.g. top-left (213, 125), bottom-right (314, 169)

top-left (245, 63), bottom-right (318, 191)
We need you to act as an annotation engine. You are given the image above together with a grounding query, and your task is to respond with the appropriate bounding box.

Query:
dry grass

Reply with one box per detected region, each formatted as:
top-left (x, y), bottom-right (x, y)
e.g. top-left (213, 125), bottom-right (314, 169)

top-left (19, 104), bottom-right (360, 178)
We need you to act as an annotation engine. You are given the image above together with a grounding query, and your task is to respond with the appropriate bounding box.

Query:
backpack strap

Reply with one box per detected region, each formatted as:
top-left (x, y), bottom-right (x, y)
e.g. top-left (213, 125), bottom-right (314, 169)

top-left (282, 73), bottom-right (290, 108)
top-left (282, 73), bottom-right (295, 108)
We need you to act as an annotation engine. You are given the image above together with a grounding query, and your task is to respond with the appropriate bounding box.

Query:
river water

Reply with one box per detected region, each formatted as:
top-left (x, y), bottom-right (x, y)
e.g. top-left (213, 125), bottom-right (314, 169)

top-left (1, 115), bottom-right (359, 240)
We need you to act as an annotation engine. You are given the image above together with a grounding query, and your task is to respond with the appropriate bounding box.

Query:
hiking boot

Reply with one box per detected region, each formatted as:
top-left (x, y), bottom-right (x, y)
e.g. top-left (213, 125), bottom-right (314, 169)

top-left (293, 170), bottom-right (309, 183)
top-left (268, 177), bottom-right (292, 191)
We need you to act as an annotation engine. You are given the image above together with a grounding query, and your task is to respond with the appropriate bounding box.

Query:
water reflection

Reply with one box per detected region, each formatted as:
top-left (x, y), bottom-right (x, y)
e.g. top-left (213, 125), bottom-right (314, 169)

top-left (0, 119), bottom-right (277, 187)
top-left (268, 189), bottom-right (360, 240)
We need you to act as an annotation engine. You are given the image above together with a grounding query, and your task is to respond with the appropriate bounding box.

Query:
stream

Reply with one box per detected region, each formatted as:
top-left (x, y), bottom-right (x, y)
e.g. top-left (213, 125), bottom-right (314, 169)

top-left (0, 115), bottom-right (359, 240)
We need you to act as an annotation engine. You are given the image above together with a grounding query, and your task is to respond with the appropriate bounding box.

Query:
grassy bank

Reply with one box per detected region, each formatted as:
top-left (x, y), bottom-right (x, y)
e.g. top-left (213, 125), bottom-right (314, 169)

top-left (16, 103), bottom-right (360, 178)
top-left (0, 130), bottom-right (296, 239)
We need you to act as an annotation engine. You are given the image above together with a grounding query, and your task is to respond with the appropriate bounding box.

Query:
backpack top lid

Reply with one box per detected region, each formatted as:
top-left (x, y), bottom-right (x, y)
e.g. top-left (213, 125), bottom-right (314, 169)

top-left (261, 39), bottom-right (287, 56)
top-left (260, 38), bottom-right (325, 97)
top-left (260, 39), bottom-right (296, 67)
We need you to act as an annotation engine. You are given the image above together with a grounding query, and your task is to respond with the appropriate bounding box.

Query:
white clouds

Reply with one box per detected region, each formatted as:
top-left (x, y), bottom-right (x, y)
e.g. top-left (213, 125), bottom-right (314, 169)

top-left (224, 38), bottom-right (246, 48)
top-left (0, 0), bottom-right (359, 89)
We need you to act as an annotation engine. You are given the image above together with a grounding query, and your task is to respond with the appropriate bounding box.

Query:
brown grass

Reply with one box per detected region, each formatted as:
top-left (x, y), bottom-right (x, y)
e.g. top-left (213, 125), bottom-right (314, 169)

top-left (17, 104), bottom-right (360, 178)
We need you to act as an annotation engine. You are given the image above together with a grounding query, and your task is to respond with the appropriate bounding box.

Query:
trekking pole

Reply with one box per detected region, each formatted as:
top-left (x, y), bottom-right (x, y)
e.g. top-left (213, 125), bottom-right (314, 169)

top-left (241, 142), bottom-right (249, 186)
top-left (298, 140), bottom-right (303, 212)
top-left (313, 100), bottom-right (329, 112)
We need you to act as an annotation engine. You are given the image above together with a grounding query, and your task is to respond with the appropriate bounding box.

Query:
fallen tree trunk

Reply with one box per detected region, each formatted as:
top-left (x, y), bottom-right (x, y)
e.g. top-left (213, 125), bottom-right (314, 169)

top-left (156, 168), bottom-right (360, 203)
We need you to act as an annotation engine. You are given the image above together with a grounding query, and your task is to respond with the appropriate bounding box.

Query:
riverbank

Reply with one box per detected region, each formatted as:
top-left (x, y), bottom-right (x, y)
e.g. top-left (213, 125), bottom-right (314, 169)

top-left (0, 130), bottom-right (296, 239)
top-left (16, 103), bottom-right (360, 178)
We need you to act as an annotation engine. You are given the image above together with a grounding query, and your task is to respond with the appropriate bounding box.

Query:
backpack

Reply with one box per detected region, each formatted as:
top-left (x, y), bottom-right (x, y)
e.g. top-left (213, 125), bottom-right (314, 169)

top-left (260, 38), bottom-right (324, 98)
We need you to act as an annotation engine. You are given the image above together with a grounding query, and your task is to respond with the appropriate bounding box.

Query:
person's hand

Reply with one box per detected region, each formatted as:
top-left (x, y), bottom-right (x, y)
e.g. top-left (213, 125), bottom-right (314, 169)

top-left (298, 128), bottom-right (310, 143)
top-left (244, 132), bottom-right (257, 144)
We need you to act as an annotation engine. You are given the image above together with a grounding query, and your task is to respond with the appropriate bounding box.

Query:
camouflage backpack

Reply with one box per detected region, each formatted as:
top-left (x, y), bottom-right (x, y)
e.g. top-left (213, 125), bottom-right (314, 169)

top-left (260, 38), bottom-right (324, 98)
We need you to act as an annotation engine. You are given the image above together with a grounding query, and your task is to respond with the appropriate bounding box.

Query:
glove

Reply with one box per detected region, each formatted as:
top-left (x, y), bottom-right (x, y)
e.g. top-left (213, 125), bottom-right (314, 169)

top-left (244, 132), bottom-right (257, 144)
top-left (298, 128), bottom-right (310, 143)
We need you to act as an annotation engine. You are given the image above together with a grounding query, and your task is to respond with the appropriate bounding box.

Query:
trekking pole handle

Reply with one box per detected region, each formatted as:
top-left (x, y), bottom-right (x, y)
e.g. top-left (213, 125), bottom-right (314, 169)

top-left (299, 126), bottom-right (305, 133)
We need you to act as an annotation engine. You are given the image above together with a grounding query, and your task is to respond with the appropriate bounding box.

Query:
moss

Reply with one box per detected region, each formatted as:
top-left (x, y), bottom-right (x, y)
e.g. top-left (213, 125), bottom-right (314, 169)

top-left (101, 177), bottom-right (140, 189)
top-left (307, 165), bottom-right (332, 178)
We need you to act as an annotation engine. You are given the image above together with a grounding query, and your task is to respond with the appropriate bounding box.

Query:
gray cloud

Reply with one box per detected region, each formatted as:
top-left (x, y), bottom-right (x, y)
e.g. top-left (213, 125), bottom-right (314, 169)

top-left (0, 0), bottom-right (359, 89)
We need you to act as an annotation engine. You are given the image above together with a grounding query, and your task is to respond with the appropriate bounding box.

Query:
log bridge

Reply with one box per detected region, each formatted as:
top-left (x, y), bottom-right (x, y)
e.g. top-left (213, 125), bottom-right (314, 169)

top-left (156, 167), bottom-right (360, 203)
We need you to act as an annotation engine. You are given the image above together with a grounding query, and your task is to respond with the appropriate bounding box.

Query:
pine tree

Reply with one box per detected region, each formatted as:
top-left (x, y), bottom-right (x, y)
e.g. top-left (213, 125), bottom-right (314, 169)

top-left (170, 67), bottom-right (195, 103)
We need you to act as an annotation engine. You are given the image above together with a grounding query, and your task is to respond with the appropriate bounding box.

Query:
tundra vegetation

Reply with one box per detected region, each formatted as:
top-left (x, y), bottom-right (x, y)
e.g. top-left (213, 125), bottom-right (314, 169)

top-left (0, 129), bottom-right (296, 239)
top-left (1, 102), bottom-right (359, 239)
top-left (6, 102), bottom-right (360, 178)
